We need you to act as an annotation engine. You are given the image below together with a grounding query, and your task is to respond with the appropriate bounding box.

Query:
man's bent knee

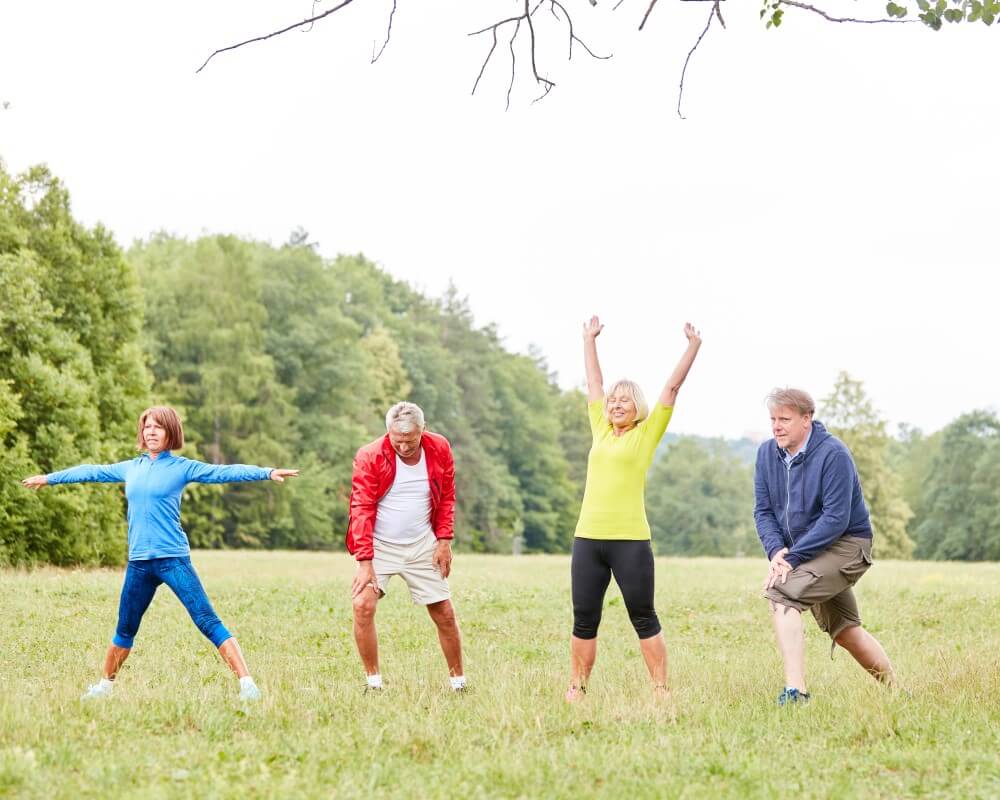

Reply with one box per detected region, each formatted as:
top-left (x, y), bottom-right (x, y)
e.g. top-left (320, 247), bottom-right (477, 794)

top-left (834, 623), bottom-right (863, 647)
top-left (352, 591), bottom-right (378, 621)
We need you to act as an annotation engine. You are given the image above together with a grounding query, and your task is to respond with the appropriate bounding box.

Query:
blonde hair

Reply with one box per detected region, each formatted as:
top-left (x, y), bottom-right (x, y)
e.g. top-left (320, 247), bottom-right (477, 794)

top-left (766, 387), bottom-right (815, 417)
top-left (604, 379), bottom-right (649, 425)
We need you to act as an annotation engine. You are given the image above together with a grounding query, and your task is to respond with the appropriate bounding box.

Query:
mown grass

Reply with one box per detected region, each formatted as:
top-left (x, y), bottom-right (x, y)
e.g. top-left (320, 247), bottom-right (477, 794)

top-left (1, 552), bottom-right (999, 799)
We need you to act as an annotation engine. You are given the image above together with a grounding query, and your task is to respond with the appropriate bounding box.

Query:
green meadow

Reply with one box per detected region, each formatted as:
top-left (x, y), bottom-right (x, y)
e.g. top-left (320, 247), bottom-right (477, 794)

top-left (2, 552), bottom-right (998, 799)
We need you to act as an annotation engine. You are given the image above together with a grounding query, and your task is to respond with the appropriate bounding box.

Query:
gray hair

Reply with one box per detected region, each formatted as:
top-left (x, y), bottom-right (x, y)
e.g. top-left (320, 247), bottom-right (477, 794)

top-left (385, 401), bottom-right (426, 433)
top-left (766, 387), bottom-right (815, 417)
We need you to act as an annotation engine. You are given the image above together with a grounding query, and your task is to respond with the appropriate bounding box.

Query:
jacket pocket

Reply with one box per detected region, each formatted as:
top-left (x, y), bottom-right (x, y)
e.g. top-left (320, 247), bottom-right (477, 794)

top-left (839, 548), bottom-right (872, 584)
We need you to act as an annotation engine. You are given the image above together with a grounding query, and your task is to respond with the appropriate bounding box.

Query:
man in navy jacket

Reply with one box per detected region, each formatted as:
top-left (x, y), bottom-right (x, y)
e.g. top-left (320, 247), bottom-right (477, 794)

top-left (754, 388), bottom-right (895, 705)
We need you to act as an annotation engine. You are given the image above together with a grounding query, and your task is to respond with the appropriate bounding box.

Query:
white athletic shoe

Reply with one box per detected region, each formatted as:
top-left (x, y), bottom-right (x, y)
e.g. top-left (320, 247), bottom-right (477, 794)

top-left (239, 680), bottom-right (261, 702)
top-left (81, 680), bottom-right (114, 701)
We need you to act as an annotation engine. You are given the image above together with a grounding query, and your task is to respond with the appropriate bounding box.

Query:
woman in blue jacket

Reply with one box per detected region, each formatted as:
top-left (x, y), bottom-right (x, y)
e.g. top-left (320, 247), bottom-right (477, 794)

top-left (21, 406), bottom-right (298, 702)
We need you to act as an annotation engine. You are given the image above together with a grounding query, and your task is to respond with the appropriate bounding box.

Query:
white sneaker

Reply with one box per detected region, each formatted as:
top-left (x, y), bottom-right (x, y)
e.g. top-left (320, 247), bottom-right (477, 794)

top-left (81, 679), bottom-right (114, 700)
top-left (239, 679), bottom-right (261, 702)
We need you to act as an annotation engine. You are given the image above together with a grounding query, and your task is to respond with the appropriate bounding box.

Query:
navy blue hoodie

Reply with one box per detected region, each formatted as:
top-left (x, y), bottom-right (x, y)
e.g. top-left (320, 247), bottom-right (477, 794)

top-left (753, 420), bottom-right (872, 569)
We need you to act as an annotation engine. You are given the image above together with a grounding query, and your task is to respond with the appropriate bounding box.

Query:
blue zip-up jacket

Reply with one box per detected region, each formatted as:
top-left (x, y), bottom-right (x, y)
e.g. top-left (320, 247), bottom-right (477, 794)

top-left (753, 420), bottom-right (872, 569)
top-left (47, 453), bottom-right (273, 561)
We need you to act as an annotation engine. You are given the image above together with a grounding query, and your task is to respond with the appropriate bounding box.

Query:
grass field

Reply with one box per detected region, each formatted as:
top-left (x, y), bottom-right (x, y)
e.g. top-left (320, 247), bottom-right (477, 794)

top-left (1, 551), bottom-right (999, 799)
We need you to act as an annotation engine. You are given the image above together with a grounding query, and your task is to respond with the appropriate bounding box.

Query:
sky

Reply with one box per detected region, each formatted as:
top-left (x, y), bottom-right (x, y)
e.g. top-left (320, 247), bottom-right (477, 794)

top-left (1, 1), bottom-right (998, 440)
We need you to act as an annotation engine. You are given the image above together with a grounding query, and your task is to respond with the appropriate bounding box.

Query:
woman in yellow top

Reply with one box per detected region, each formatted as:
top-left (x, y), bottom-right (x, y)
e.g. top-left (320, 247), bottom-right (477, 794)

top-left (567, 316), bottom-right (702, 703)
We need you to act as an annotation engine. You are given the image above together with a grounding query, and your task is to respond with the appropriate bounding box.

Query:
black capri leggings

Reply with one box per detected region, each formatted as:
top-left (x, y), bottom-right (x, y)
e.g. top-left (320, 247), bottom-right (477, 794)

top-left (571, 537), bottom-right (661, 640)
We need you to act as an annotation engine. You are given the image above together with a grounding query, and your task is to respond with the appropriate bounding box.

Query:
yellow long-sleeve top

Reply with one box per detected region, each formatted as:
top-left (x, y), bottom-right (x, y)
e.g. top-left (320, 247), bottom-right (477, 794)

top-left (574, 400), bottom-right (673, 540)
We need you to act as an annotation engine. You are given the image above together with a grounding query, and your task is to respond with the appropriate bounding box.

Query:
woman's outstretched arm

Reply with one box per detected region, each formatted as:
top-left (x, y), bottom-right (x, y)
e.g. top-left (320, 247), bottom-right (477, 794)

top-left (22, 461), bottom-right (131, 488)
top-left (658, 323), bottom-right (702, 408)
top-left (583, 315), bottom-right (606, 403)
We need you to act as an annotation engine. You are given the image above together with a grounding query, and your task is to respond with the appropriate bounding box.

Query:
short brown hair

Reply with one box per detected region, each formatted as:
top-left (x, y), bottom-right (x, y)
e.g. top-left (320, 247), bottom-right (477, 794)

top-left (766, 388), bottom-right (815, 417)
top-left (136, 406), bottom-right (185, 451)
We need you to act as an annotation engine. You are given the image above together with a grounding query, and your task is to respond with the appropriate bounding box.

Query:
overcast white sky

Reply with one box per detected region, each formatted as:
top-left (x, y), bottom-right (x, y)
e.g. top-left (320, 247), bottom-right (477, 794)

top-left (1, 1), bottom-right (997, 439)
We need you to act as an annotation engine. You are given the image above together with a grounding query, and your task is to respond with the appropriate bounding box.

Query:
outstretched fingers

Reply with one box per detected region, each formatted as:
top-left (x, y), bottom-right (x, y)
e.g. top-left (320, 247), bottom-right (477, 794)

top-left (269, 468), bottom-right (300, 483)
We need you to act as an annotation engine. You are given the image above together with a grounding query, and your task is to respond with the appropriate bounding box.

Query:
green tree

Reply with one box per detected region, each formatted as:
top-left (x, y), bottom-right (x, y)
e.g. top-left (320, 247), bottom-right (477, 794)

top-left (0, 163), bottom-right (148, 566)
top-left (820, 372), bottom-right (914, 559)
top-left (647, 438), bottom-right (757, 557)
top-left (913, 410), bottom-right (1000, 560)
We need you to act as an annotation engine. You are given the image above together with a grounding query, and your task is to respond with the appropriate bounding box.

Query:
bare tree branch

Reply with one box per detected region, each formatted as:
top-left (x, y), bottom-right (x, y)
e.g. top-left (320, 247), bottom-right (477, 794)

top-left (471, 0), bottom-right (574, 107)
top-left (197, 0), bottom-right (358, 73)
top-left (639, 0), bottom-right (660, 30)
top-left (714, 1), bottom-right (726, 28)
top-left (472, 27), bottom-right (500, 96)
top-left (301, 0), bottom-right (323, 33)
top-left (371, 0), bottom-right (398, 63)
top-left (507, 20), bottom-right (522, 111)
top-left (677, 1), bottom-right (719, 120)
top-left (551, 0), bottom-right (612, 60)
top-left (612, 0), bottom-right (628, 10)
top-left (778, 0), bottom-right (910, 24)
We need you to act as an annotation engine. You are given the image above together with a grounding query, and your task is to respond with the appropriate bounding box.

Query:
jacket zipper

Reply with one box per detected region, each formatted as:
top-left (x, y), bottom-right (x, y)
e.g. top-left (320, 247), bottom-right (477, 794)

top-left (783, 458), bottom-right (793, 548)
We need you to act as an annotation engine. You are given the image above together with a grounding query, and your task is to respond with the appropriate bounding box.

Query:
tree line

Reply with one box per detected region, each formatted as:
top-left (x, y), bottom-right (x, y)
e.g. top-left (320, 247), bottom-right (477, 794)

top-left (2, 163), bottom-right (997, 565)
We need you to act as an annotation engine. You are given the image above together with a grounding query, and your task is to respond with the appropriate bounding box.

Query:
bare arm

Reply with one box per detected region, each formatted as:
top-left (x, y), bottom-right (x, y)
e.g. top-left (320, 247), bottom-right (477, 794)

top-left (582, 315), bottom-right (605, 403)
top-left (658, 323), bottom-right (702, 408)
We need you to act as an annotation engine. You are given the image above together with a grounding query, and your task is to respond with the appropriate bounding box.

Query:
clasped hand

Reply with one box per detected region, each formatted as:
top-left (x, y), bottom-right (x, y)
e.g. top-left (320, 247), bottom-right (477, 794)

top-left (763, 547), bottom-right (792, 590)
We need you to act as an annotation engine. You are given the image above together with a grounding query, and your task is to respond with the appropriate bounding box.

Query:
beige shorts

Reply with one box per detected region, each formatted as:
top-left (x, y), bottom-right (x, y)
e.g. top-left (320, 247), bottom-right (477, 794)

top-left (765, 536), bottom-right (873, 641)
top-left (372, 530), bottom-right (450, 606)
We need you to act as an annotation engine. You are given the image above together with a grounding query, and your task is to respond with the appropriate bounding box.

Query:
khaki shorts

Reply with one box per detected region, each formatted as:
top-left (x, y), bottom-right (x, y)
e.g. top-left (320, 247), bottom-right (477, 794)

top-left (372, 530), bottom-right (450, 606)
top-left (765, 536), bottom-right (873, 640)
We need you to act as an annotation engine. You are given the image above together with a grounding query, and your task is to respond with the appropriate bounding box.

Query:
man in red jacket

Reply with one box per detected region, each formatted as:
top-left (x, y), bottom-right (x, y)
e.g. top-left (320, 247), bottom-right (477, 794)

top-left (347, 401), bottom-right (465, 691)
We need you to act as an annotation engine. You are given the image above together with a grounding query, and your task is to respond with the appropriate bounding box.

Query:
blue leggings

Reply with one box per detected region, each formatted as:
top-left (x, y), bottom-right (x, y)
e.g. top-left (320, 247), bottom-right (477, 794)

top-left (113, 557), bottom-right (232, 649)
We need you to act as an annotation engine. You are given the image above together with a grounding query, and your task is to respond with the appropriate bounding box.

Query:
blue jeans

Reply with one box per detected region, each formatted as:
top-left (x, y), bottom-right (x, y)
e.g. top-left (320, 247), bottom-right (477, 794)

top-left (113, 557), bottom-right (232, 649)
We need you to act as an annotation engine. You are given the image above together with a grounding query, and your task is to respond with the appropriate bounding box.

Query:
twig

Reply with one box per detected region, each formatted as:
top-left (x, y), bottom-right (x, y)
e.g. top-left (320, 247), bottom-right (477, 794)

top-left (472, 27), bottom-right (499, 96)
top-left (677, 1), bottom-right (718, 119)
top-left (197, 0), bottom-right (358, 73)
top-left (778, 0), bottom-right (910, 23)
top-left (639, 0), bottom-right (660, 30)
top-left (470, 0), bottom-right (557, 106)
top-left (301, 0), bottom-right (322, 33)
top-left (371, 0), bottom-right (398, 63)
top-left (551, 0), bottom-right (612, 60)
top-left (507, 20), bottom-right (522, 111)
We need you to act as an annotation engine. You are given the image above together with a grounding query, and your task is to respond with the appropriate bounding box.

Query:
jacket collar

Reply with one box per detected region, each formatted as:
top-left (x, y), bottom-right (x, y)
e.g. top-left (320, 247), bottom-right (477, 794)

top-left (772, 420), bottom-right (831, 462)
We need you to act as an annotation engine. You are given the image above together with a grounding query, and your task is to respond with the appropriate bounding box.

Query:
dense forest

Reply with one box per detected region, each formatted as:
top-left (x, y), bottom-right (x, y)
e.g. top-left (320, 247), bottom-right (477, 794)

top-left (2, 163), bottom-right (998, 565)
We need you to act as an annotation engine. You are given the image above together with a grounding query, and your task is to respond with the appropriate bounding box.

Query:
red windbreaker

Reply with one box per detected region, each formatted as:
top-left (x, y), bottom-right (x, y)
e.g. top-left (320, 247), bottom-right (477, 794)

top-left (346, 431), bottom-right (456, 561)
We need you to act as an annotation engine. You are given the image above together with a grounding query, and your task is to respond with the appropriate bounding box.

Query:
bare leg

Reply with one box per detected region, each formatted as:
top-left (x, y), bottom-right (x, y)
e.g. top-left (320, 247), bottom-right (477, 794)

top-left (426, 599), bottom-right (463, 676)
top-left (352, 587), bottom-right (380, 675)
top-left (835, 625), bottom-right (895, 684)
top-left (102, 644), bottom-right (131, 680)
top-left (570, 635), bottom-right (597, 692)
top-left (771, 601), bottom-right (807, 692)
top-left (638, 632), bottom-right (670, 693)
top-left (218, 637), bottom-right (250, 679)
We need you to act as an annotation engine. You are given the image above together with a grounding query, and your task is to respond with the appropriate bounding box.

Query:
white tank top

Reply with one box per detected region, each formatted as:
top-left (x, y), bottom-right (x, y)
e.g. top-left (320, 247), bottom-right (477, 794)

top-left (373, 452), bottom-right (433, 545)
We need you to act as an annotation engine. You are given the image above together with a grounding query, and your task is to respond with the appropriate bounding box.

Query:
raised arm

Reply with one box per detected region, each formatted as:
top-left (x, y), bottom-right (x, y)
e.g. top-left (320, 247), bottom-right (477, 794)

top-left (23, 461), bottom-right (131, 489)
top-left (582, 315), bottom-right (605, 403)
top-left (658, 323), bottom-right (702, 408)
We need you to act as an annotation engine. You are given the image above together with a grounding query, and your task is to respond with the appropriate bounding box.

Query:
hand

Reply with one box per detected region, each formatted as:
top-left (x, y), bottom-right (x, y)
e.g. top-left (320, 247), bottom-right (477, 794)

top-left (684, 322), bottom-right (702, 346)
top-left (269, 468), bottom-right (300, 483)
top-left (433, 540), bottom-right (453, 578)
top-left (582, 316), bottom-right (604, 341)
top-left (763, 548), bottom-right (792, 590)
top-left (351, 560), bottom-right (379, 598)
top-left (21, 475), bottom-right (48, 490)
